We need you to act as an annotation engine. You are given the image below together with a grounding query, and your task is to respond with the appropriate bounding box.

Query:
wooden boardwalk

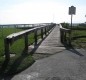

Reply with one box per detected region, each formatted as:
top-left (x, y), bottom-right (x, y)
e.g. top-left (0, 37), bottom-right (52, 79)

top-left (11, 25), bottom-right (86, 80)
top-left (1, 23), bottom-right (86, 80)
top-left (29, 25), bottom-right (65, 56)
top-left (10, 26), bottom-right (86, 80)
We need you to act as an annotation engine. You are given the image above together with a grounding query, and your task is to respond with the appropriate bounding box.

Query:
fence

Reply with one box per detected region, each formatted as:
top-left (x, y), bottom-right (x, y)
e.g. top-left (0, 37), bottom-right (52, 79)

top-left (4, 23), bottom-right (56, 60)
top-left (60, 24), bottom-right (71, 45)
top-left (0, 23), bottom-right (50, 38)
top-left (60, 24), bottom-right (86, 47)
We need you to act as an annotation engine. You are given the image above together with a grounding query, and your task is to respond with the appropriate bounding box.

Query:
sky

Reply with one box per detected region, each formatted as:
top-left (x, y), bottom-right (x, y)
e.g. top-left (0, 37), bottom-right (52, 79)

top-left (0, 0), bottom-right (86, 24)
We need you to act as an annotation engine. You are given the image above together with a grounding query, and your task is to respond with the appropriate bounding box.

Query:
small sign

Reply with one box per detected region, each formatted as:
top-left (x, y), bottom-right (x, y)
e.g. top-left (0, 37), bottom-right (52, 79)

top-left (69, 6), bottom-right (76, 15)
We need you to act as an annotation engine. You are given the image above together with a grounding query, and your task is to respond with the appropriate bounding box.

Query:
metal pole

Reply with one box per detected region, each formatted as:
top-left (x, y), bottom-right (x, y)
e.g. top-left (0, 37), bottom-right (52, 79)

top-left (71, 14), bottom-right (73, 29)
top-left (70, 14), bottom-right (73, 45)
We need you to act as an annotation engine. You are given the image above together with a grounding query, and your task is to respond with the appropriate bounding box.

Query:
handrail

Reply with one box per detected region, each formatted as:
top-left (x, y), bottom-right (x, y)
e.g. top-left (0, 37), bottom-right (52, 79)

top-left (59, 24), bottom-right (71, 45)
top-left (59, 24), bottom-right (71, 32)
top-left (4, 23), bottom-right (56, 60)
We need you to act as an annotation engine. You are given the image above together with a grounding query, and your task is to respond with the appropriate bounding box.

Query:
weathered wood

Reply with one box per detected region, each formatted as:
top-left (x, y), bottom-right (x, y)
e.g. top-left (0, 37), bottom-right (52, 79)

top-left (41, 28), bottom-right (43, 39)
top-left (34, 29), bottom-right (37, 45)
top-left (47, 26), bottom-right (49, 33)
top-left (45, 27), bottom-right (46, 35)
top-left (69, 31), bottom-right (71, 45)
top-left (60, 24), bottom-right (71, 45)
top-left (4, 38), bottom-right (10, 60)
top-left (64, 32), bottom-right (66, 42)
top-left (4, 23), bottom-right (55, 60)
top-left (24, 34), bottom-right (28, 54)
top-left (46, 26), bottom-right (50, 34)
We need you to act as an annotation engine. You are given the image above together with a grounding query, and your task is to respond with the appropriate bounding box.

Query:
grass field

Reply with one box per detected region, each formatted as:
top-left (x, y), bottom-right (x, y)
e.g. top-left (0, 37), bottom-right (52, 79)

top-left (0, 28), bottom-right (36, 57)
top-left (0, 28), bottom-right (23, 56)
top-left (0, 27), bottom-right (35, 75)
top-left (61, 23), bottom-right (86, 48)
top-left (72, 30), bottom-right (86, 37)
top-left (71, 30), bottom-right (86, 48)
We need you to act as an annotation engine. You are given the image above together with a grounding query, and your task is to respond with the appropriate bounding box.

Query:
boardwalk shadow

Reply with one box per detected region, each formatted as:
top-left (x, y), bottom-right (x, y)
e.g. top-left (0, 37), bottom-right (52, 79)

top-left (0, 28), bottom-right (54, 80)
top-left (0, 51), bottom-right (34, 80)
top-left (30, 35), bottom-right (49, 55)
top-left (63, 43), bottom-right (84, 56)
top-left (30, 28), bottom-right (54, 55)
top-left (0, 59), bottom-right (9, 77)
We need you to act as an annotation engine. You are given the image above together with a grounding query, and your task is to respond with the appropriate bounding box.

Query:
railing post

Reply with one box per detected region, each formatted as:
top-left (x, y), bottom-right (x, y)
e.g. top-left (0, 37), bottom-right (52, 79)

top-left (60, 29), bottom-right (61, 42)
top-left (69, 31), bottom-right (71, 45)
top-left (4, 38), bottom-right (10, 60)
top-left (49, 25), bottom-right (51, 31)
top-left (45, 27), bottom-right (46, 36)
top-left (47, 26), bottom-right (49, 34)
top-left (61, 30), bottom-right (63, 43)
top-left (34, 29), bottom-right (37, 45)
top-left (24, 34), bottom-right (28, 54)
top-left (41, 28), bottom-right (43, 39)
top-left (46, 26), bottom-right (48, 33)
top-left (63, 31), bottom-right (65, 42)
top-left (64, 32), bottom-right (66, 42)
top-left (60, 29), bottom-right (63, 43)
top-left (47, 26), bottom-right (50, 34)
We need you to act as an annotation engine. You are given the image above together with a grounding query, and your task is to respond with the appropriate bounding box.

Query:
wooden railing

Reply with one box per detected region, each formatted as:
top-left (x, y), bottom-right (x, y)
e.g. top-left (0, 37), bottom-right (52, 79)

top-left (59, 24), bottom-right (71, 45)
top-left (4, 23), bottom-right (56, 60)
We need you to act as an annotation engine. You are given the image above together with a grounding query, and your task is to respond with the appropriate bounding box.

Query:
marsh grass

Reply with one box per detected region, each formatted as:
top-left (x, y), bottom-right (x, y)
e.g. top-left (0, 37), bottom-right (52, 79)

top-left (0, 27), bottom-right (35, 75)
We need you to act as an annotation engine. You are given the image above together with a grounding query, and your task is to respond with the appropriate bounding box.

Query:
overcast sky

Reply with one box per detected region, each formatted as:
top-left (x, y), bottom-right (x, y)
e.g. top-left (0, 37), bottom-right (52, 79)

top-left (0, 0), bottom-right (86, 24)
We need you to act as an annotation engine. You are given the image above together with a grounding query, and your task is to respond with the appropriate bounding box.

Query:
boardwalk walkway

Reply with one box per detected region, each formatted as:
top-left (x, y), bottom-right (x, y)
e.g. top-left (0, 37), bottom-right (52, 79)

top-left (29, 25), bottom-right (65, 59)
top-left (5, 25), bottom-right (86, 80)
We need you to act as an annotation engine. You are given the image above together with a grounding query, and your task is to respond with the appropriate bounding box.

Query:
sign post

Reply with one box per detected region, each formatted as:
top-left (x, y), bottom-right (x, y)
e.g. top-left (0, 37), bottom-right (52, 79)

top-left (69, 6), bottom-right (76, 29)
top-left (69, 6), bottom-right (76, 45)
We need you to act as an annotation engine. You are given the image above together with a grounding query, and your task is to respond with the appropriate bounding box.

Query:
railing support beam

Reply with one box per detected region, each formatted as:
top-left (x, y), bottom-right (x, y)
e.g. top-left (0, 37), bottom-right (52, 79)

top-left (4, 39), bottom-right (10, 60)
top-left (24, 34), bottom-right (28, 54)
top-left (34, 29), bottom-right (37, 45)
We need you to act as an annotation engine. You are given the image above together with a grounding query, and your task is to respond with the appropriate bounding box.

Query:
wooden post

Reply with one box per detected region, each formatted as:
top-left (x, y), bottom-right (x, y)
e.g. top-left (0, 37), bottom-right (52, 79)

top-left (34, 29), bottom-right (37, 45)
top-left (60, 30), bottom-right (63, 43)
top-left (41, 28), bottom-right (43, 39)
top-left (45, 27), bottom-right (46, 36)
top-left (60, 29), bottom-right (62, 42)
top-left (46, 26), bottom-right (48, 33)
top-left (64, 32), bottom-right (66, 42)
top-left (47, 26), bottom-right (49, 34)
top-left (69, 31), bottom-right (71, 45)
top-left (63, 31), bottom-right (65, 43)
top-left (4, 38), bottom-right (10, 60)
top-left (24, 34), bottom-right (28, 54)
top-left (49, 26), bottom-right (51, 31)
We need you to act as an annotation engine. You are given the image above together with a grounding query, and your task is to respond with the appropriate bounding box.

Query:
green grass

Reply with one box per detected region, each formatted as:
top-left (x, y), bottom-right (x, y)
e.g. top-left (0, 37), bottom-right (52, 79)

top-left (0, 28), bottom-right (23, 56)
top-left (72, 38), bottom-right (86, 48)
top-left (0, 28), bottom-right (22, 38)
top-left (0, 28), bottom-right (35, 56)
top-left (0, 27), bottom-right (35, 75)
top-left (61, 24), bottom-right (86, 48)
top-left (0, 55), bottom-right (35, 75)
top-left (0, 27), bottom-right (44, 75)
top-left (71, 30), bottom-right (86, 37)
top-left (71, 30), bottom-right (86, 48)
